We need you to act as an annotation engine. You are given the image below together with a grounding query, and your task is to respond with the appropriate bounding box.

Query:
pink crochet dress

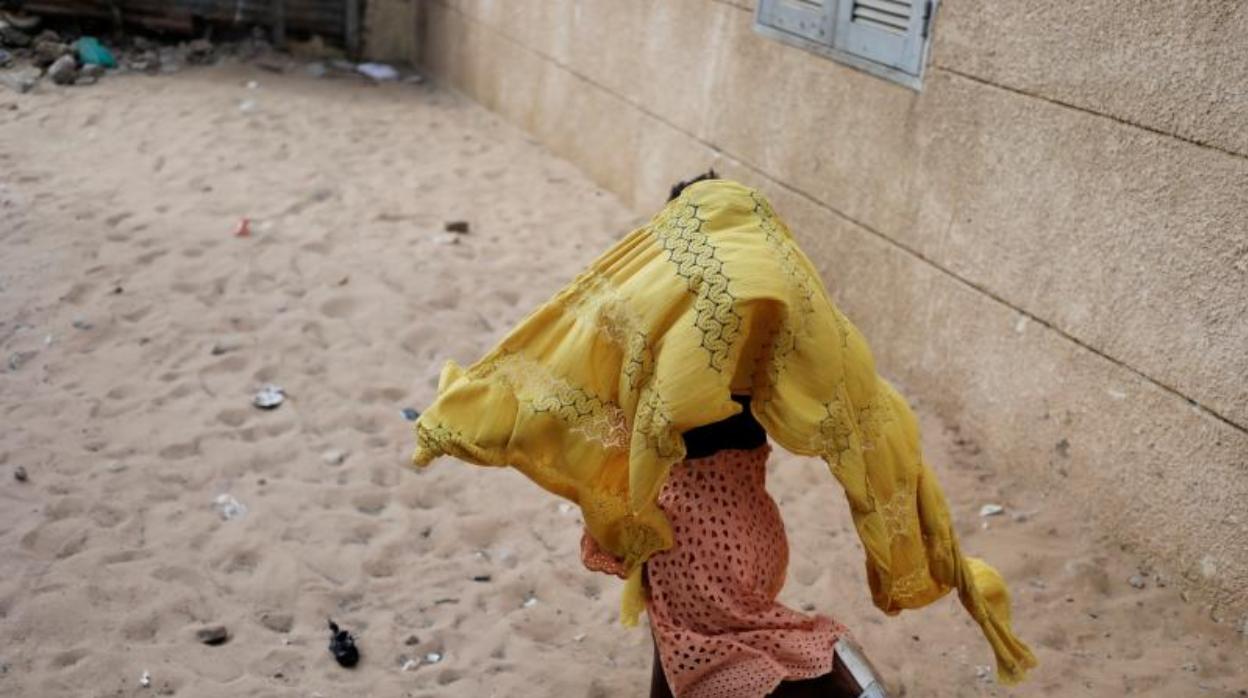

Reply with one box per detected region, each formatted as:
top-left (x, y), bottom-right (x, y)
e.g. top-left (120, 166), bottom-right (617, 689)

top-left (584, 445), bottom-right (848, 697)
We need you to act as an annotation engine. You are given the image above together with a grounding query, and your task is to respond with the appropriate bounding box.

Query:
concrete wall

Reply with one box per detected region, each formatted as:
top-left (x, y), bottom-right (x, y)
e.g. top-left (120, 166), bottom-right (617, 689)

top-left (411, 0), bottom-right (1248, 614)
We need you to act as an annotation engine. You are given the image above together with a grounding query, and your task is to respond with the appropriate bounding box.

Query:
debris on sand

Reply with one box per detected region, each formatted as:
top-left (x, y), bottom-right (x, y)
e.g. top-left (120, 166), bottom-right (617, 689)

top-left (978, 503), bottom-right (1005, 517)
top-left (327, 619), bottom-right (360, 668)
top-left (33, 38), bottom-right (72, 68)
top-left (75, 36), bottom-right (117, 68)
top-left (195, 624), bottom-right (230, 645)
top-left (0, 68), bottom-right (38, 93)
top-left (213, 493), bottom-right (247, 521)
top-left (0, 23), bottom-right (32, 48)
top-left (321, 449), bottom-right (347, 466)
top-left (356, 62), bottom-right (398, 81)
top-left (252, 384), bottom-right (284, 409)
top-left (184, 38), bottom-right (214, 65)
top-left (14, 466), bottom-right (28, 482)
top-left (444, 220), bottom-right (470, 234)
top-left (47, 54), bottom-right (78, 85)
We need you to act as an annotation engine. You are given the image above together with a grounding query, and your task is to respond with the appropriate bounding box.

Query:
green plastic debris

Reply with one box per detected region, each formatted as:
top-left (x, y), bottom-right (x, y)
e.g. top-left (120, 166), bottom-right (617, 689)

top-left (75, 37), bottom-right (117, 68)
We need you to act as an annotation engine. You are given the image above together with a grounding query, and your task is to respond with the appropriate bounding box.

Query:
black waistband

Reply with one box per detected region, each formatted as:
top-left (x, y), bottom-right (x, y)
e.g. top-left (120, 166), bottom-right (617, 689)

top-left (681, 395), bottom-right (768, 459)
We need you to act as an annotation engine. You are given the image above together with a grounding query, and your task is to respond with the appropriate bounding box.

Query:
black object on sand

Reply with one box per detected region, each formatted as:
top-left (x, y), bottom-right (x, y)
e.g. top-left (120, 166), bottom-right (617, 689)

top-left (328, 619), bottom-right (360, 668)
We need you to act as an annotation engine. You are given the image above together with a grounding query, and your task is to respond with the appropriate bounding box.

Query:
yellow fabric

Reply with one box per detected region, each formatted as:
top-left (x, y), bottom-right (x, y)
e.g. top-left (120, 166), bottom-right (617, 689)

top-left (410, 180), bottom-right (1037, 684)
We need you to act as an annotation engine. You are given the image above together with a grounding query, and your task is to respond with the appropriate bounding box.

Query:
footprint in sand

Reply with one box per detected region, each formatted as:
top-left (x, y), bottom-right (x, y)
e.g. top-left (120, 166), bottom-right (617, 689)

top-left (351, 490), bottom-right (391, 515)
top-left (49, 647), bottom-right (90, 670)
top-left (358, 386), bottom-right (407, 405)
top-left (438, 669), bottom-right (464, 686)
top-left (157, 440), bottom-right (200, 460)
top-left (222, 549), bottom-right (261, 575)
top-left (20, 520), bottom-right (88, 560)
top-left (119, 304), bottom-right (154, 323)
top-left (60, 281), bottom-right (94, 306)
top-left (44, 496), bottom-right (87, 521)
top-left (89, 503), bottom-right (126, 528)
top-left (400, 324), bottom-right (440, 358)
top-left (134, 249), bottom-right (169, 267)
top-left (105, 385), bottom-right (136, 401)
top-left (363, 550), bottom-right (398, 578)
top-left (104, 212), bottom-right (133, 228)
top-left (321, 295), bottom-right (358, 319)
top-left (120, 613), bottom-right (161, 642)
top-left (351, 414), bottom-right (382, 435)
top-left (216, 408), bottom-right (250, 427)
top-left (301, 321), bottom-right (329, 349)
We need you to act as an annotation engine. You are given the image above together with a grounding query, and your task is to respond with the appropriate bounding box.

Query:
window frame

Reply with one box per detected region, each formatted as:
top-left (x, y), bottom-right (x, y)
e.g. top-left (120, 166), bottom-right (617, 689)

top-left (754, 0), bottom-right (937, 91)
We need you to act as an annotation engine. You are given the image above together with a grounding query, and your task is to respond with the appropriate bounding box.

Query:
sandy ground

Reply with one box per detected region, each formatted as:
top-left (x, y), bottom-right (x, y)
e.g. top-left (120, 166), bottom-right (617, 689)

top-left (1, 63), bottom-right (1245, 698)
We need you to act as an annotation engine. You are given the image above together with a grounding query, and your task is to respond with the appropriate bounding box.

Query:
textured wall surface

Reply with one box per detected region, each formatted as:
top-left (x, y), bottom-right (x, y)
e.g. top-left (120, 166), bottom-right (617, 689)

top-left (412, 0), bottom-right (1248, 614)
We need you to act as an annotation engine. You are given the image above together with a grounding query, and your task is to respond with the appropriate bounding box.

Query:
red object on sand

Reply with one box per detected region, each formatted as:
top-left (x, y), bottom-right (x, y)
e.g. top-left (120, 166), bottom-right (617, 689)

top-left (234, 217), bottom-right (251, 237)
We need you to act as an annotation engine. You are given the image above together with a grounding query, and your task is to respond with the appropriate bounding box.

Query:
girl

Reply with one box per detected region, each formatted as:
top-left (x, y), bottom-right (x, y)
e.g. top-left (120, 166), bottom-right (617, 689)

top-left (410, 177), bottom-right (1035, 697)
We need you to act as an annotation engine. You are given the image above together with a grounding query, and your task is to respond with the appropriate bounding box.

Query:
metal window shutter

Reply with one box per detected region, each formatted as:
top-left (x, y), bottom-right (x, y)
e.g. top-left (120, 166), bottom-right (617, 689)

top-left (757, 0), bottom-right (835, 44)
top-left (833, 0), bottom-right (930, 75)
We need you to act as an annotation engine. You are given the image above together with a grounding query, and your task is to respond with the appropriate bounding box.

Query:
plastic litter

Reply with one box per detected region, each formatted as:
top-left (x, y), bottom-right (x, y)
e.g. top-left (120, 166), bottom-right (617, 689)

top-left (75, 37), bottom-right (117, 68)
top-left (234, 217), bottom-right (251, 237)
top-left (522, 594), bottom-right (538, 608)
top-left (444, 221), bottom-right (470, 234)
top-left (400, 407), bottom-right (420, 421)
top-left (213, 494), bottom-right (247, 521)
top-left (14, 466), bottom-right (27, 482)
top-left (423, 651), bottom-right (442, 664)
top-left (253, 384), bottom-right (284, 409)
top-left (139, 670), bottom-right (151, 687)
top-left (322, 449), bottom-right (347, 466)
top-left (328, 619), bottom-right (360, 668)
top-left (978, 503), bottom-right (1005, 517)
top-left (238, 99), bottom-right (257, 113)
top-left (356, 62), bottom-right (399, 81)
top-left (48, 54), bottom-right (78, 85)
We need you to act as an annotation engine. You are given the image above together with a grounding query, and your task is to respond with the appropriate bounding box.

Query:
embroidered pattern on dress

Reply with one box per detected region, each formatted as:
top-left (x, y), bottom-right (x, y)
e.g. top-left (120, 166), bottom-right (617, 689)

top-left (816, 397), bottom-right (856, 466)
top-left (652, 201), bottom-right (742, 373)
top-left (488, 353), bottom-right (630, 451)
top-left (877, 486), bottom-right (920, 539)
top-left (889, 566), bottom-right (934, 604)
top-left (559, 271), bottom-right (655, 394)
top-left (636, 386), bottom-right (682, 460)
top-left (856, 388), bottom-right (895, 452)
top-left (415, 420), bottom-right (462, 456)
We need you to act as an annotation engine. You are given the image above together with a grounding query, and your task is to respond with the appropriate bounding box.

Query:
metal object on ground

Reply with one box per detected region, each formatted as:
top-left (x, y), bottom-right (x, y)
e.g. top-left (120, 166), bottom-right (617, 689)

top-left (830, 638), bottom-right (890, 697)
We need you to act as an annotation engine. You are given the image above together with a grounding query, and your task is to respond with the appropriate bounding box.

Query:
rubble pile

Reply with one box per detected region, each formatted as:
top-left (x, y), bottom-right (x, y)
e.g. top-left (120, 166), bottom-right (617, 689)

top-left (0, 13), bottom-right (424, 94)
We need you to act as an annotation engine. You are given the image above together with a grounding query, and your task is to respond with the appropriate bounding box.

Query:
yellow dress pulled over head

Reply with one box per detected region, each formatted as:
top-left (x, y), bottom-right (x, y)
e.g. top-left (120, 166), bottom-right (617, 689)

top-left (410, 180), bottom-right (1037, 684)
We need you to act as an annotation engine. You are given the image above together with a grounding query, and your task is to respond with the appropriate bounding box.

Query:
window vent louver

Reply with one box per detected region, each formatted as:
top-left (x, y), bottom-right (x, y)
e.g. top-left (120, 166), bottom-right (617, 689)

top-left (850, 0), bottom-right (913, 35)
